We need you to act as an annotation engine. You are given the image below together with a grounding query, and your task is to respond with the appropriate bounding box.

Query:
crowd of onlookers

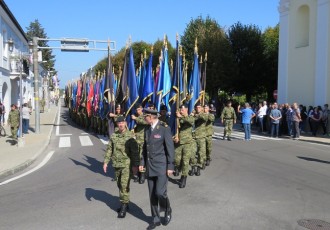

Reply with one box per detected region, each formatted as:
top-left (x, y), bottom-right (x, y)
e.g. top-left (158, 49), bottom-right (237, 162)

top-left (236, 101), bottom-right (329, 139)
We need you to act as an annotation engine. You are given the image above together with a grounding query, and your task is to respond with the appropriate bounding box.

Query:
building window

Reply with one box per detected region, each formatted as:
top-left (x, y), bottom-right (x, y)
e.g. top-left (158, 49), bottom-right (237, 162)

top-left (296, 5), bottom-right (310, 48)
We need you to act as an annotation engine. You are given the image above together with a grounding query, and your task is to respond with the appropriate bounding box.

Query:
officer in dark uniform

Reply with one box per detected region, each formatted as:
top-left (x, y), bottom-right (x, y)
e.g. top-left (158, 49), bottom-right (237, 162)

top-left (139, 108), bottom-right (175, 230)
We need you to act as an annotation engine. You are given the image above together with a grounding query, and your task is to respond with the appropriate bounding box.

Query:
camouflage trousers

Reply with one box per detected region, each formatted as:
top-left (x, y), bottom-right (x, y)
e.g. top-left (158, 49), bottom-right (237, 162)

top-left (206, 135), bottom-right (212, 160)
top-left (137, 142), bottom-right (145, 173)
top-left (223, 119), bottom-right (234, 137)
top-left (11, 126), bottom-right (18, 139)
top-left (115, 166), bottom-right (131, 204)
top-left (190, 138), bottom-right (206, 168)
top-left (175, 142), bottom-right (193, 176)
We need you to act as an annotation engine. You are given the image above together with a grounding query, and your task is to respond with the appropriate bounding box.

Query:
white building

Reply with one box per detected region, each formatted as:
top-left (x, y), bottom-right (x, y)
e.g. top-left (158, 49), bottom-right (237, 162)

top-left (0, 1), bottom-right (44, 123)
top-left (278, 0), bottom-right (330, 106)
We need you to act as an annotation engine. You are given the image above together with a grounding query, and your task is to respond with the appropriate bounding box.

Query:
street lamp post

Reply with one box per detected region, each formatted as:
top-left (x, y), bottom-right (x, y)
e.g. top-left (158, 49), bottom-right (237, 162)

top-left (32, 37), bottom-right (40, 134)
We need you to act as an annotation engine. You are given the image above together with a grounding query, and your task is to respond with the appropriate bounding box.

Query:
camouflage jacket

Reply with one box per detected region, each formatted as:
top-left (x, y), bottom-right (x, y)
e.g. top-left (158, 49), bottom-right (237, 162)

top-left (134, 115), bottom-right (148, 144)
top-left (178, 115), bottom-right (194, 144)
top-left (8, 110), bottom-right (19, 127)
top-left (205, 113), bottom-right (215, 136)
top-left (194, 112), bottom-right (208, 138)
top-left (221, 107), bottom-right (237, 120)
top-left (104, 129), bottom-right (139, 168)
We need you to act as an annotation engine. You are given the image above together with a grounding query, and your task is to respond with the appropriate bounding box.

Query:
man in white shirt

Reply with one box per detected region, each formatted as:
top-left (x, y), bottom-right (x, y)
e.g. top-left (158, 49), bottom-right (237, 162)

top-left (257, 101), bottom-right (267, 133)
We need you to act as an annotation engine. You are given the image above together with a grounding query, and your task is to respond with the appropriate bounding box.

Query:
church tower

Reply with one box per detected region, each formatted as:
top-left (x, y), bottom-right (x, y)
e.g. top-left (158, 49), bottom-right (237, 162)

top-left (278, 0), bottom-right (330, 106)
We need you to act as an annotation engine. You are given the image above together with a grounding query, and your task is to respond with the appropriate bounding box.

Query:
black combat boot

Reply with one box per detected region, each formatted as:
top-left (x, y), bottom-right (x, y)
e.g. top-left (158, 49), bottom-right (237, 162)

top-left (195, 167), bottom-right (201, 176)
top-left (117, 203), bottom-right (128, 218)
top-left (133, 174), bottom-right (139, 183)
top-left (139, 172), bottom-right (145, 184)
top-left (227, 136), bottom-right (232, 141)
top-left (179, 176), bottom-right (187, 188)
top-left (188, 166), bottom-right (196, 176)
top-left (205, 159), bottom-right (210, 166)
top-left (202, 162), bottom-right (206, 170)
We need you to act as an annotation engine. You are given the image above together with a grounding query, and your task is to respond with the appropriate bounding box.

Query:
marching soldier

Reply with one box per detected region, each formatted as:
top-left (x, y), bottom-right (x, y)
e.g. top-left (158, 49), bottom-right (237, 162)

top-left (190, 102), bottom-right (208, 176)
top-left (131, 103), bottom-right (149, 184)
top-left (8, 104), bottom-right (19, 139)
top-left (220, 100), bottom-right (237, 141)
top-left (173, 103), bottom-right (194, 188)
top-left (103, 116), bottom-right (139, 218)
top-left (204, 104), bottom-right (215, 166)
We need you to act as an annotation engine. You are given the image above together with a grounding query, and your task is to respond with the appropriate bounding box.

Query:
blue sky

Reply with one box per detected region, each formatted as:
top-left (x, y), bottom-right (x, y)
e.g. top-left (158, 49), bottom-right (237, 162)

top-left (5, 0), bottom-right (279, 88)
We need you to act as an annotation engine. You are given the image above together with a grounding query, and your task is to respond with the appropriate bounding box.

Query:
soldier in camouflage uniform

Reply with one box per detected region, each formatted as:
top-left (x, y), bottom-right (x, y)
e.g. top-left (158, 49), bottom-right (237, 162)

top-left (190, 102), bottom-right (208, 176)
top-left (220, 100), bottom-right (237, 141)
top-left (8, 104), bottom-right (19, 139)
top-left (173, 103), bottom-right (194, 188)
top-left (204, 104), bottom-right (215, 166)
top-left (103, 116), bottom-right (139, 218)
top-left (159, 104), bottom-right (170, 125)
top-left (131, 103), bottom-right (149, 184)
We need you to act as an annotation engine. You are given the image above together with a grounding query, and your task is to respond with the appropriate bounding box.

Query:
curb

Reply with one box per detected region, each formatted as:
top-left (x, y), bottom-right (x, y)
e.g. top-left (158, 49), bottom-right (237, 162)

top-left (0, 106), bottom-right (59, 180)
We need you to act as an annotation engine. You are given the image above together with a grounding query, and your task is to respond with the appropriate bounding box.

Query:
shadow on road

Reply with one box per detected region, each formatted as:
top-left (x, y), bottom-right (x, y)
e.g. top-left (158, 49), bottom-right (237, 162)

top-left (69, 155), bottom-right (115, 180)
top-left (297, 156), bottom-right (330, 164)
top-left (85, 188), bottom-right (149, 223)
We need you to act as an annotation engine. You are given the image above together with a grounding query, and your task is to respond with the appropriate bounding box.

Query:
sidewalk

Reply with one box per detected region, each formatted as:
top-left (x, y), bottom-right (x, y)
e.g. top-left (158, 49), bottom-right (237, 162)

top-left (0, 104), bottom-right (58, 180)
top-left (214, 118), bottom-right (330, 145)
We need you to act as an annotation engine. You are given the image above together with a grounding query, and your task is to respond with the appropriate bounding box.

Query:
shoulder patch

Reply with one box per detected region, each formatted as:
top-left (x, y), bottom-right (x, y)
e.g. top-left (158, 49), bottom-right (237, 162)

top-left (159, 121), bottom-right (168, 127)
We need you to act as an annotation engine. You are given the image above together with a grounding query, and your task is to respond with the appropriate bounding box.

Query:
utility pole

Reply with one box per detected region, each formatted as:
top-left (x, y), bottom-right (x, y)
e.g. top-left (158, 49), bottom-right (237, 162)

top-left (33, 37), bottom-right (40, 133)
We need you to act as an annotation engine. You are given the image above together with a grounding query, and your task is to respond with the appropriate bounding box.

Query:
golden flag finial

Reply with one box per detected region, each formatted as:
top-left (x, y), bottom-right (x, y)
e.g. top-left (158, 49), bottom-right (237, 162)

top-left (144, 49), bottom-right (147, 59)
top-left (194, 38), bottom-right (198, 54)
top-left (179, 45), bottom-right (182, 56)
top-left (205, 52), bottom-right (208, 62)
top-left (200, 55), bottom-right (203, 64)
top-left (151, 46), bottom-right (154, 54)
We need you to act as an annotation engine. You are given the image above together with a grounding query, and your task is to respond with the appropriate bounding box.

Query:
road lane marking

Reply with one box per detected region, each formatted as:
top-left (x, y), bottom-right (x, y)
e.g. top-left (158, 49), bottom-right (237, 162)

top-left (59, 136), bottom-right (71, 148)
top-left (79, 136), bottom-right (93, 146)
top-left (97, 135), bottom-right (109, 145)
top-left (0, 151), bottom-right (55, 186)
top-left (55, 101), bottom-right (72, 136)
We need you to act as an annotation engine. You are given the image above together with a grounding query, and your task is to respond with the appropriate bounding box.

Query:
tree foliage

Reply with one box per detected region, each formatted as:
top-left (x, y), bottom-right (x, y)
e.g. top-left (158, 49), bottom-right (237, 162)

top-left (181, 16), bottom-right (236, 100)
top-left (262, 24), bottom-right (279, 101)
top-left (227, 22), bottom-right (265, 101)
top-left (25, 19), bottom-right (56, 73)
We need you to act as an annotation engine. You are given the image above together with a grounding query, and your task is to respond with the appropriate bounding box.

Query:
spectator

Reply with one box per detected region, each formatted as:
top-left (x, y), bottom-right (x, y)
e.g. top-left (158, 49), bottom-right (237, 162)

top-left (321, 104), bottom-right (329, 136)
top-left (307, 105), bottom-right (314, 133)
top-left (299, 105), bottom-right (308, 133)
top-left (285, 103), bottom-right (293, 136)
top-left (269, 103), bottom-right (282, 138)
top-left (257, 101), bottom-right (267, 133)
top-left (292, 103), bottom-right (301, 140)
top-left (0, 101), bottom-right (5, 125)
top-left (22, 103), bottom-right (31, 134)
top-left (310, 106), bottom-right (322, 136)
top-left (239, 103), bottom-right (255, 141)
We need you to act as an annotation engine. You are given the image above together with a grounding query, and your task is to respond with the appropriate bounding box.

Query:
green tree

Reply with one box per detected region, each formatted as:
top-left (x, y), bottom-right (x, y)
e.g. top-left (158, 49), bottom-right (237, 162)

top-left (25, 19), bottom-right (56, 73)
top-left (181, 16), bottom-right (236, 100)
top-left (262, 24), bottom-right (279, 102)
top-left (228, 22), bottom-right (265, 101)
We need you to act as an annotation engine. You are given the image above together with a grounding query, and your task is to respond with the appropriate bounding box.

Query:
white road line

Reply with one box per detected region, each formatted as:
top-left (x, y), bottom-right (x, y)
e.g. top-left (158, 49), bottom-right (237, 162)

top-left (55, 101), bottom-right (72, 136)
top-left (79, 136), bottom-right (93, 146)
top-left (0, 151), bottom-right (55, 186)
top-left (59, 136), bottom-right (71, 148)
top-left (97, 135), bottom-right (109, 145)
top-left (81, 133), bottom-right (88, 135)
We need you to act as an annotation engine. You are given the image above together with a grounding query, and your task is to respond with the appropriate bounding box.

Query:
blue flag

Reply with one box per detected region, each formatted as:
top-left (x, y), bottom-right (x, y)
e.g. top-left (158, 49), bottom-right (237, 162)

top-left (142, 52), bottom-right (154, 104)
top-left (125, 47), bottom-right (139, 130)
top-left (188, 48), bottom-right (201, 114)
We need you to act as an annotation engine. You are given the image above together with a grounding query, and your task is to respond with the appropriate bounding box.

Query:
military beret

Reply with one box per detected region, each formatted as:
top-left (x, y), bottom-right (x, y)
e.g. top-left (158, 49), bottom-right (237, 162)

top-left (143, 108), bottom-right (159, 116)
top-left (179, 103), bottom-right (189, 109)
top-left (116, 115), bottom-right (125, 122)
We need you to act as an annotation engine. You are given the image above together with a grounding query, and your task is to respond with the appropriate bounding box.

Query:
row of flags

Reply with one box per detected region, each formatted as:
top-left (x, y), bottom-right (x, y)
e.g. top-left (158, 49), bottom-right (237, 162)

top-left (65, 36), bottom-right (208, 137)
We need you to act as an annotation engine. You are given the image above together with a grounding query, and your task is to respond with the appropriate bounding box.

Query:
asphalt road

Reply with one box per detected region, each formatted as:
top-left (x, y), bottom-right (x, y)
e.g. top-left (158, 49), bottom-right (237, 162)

top-left (1, 106), bottom-right (330, 230)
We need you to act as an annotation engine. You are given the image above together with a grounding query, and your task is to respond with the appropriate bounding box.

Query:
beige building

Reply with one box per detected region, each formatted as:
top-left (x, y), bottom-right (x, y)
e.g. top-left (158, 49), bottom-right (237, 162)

top-left (278, 0), bottom-right (330, 106)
